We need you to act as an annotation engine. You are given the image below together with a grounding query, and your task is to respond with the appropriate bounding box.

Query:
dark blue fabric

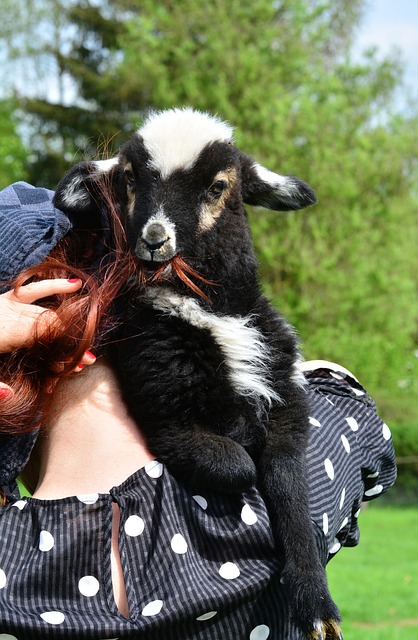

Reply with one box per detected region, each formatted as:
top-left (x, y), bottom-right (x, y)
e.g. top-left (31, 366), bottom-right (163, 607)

top-left (0, 182), bottom-right (72, 293)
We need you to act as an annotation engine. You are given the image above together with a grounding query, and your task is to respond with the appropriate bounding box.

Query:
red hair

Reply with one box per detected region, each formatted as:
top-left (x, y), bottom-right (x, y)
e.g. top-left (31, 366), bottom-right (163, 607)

top-left (0, 223), bottom-right (137, 435)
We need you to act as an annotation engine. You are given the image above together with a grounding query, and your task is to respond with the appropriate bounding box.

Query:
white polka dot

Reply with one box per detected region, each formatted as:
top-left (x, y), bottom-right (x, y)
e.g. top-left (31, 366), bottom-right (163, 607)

top-left (250, 624), bottom-right (271, 639)
top-left (196, 611), bottom-right (218, 621)
top-left (11, 500), bottom-right (27, 510)
top-left (367, 471), bottom-right (379, 478)
top-left (0, 569), bottom-right (6, 589)
top-left (219, 562), bottom-right (240, 580)
top-left (382, 423), bottom-right (392, 440)
top-left (365, 484), bottom-right (383, 497)
top-left (145, 460), bottom-right (164, 478)
top-left (40, 611), bottom-right (65, 625)
top-left (39, 530), bottom-right (55, 552)
top-left (309, 417), bottom-right (321, 427)
top-left (339, 488), bottom-right (346, 510)
top-left (322, 512), bottom-right (329, 535)
top-left (141, 599), bottom-right (163, 616)
top-left (330, 371), bottom-right (344, 380)
top-left (171, 533), bottom-right (188, 554)
top-left (241, 504), bottom-right (258, 525)
top-left (329, 538), bottom-right (342, 555)
top-left (346, 417), bottom-right (359, 431)
top-left (78, 575), bottom-right (100, 597)
top-left (77, 493), bottom-right (99, 504)
top-left (324, 458), bottom-right (335, 480)
top-left (0, 635), bottom-right (19, 639)
top-left (354, 507), bottom-right (361, 518)
top-left (124, 515), bottom-right (145, 537)
top-left (338, 517), bottom-right (348, 531)
top-left (341, 434), bottom-right (351, 453)
top-left (351, 387), bottom-right (365, 397)
top-left (192, 495), bottom-right (207, 510)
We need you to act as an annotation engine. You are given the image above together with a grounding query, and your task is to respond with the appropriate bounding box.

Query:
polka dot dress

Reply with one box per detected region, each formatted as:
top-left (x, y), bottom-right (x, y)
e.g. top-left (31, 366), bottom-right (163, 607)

top-left (0, 371), bottom-right (396, 639)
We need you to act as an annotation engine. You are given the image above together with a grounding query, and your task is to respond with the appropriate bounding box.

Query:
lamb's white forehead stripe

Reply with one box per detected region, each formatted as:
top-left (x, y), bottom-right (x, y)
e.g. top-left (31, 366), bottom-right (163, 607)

top-left (138, 108), bottom-right (234, 179)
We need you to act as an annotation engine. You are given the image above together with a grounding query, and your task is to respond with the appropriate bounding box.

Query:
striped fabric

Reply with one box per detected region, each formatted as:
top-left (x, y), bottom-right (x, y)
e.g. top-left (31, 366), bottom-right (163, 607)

top-left (0, 372), bottom-right (396, 639)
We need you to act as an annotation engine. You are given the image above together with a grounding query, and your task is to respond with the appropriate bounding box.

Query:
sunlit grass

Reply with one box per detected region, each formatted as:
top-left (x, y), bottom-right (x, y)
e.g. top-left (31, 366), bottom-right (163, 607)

top-left (327, 504), bottom-right (418, 640)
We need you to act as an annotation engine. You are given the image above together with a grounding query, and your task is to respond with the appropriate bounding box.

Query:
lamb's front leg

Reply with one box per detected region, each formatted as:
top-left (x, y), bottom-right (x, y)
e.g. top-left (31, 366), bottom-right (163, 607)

top-left (145, 426), bottom-right (257, 494)
top-left (258, 414), bottom-right (342, 640)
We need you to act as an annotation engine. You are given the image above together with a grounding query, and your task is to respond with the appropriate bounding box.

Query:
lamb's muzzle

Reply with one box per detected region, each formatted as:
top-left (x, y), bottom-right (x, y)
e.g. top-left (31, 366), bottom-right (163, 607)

top-left (136, 221), bottom-right (176, 262)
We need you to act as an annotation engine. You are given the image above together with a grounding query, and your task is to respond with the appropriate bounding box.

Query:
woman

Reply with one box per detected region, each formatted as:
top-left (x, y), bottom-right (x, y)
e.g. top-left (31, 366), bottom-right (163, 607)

top-left (0, 182), bottom-right (396, 639)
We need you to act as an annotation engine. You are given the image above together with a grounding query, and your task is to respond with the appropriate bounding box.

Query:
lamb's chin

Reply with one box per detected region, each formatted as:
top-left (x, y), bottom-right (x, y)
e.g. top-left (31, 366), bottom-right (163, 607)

top-left (141, 260), bottom-right (173, 280)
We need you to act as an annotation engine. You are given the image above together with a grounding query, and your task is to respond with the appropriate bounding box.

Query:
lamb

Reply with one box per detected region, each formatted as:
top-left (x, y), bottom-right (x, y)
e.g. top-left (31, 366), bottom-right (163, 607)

top-left (54, 107), bottom-right (341, 639)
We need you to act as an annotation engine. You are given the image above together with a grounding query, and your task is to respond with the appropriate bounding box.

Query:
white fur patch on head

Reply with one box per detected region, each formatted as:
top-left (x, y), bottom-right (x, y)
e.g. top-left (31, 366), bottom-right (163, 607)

top-left (253, 163), bottom-right (298, 198)
top-left (138, 108), bottom-right (234, 179)
top-left (93, 157), bottom-right (119, 174)
top-left (61, 173), bottom-right (91, 208)
top-left (143, 288), bottom-right (283, 410)
top-left (61, 158), bottom-right (119, 209)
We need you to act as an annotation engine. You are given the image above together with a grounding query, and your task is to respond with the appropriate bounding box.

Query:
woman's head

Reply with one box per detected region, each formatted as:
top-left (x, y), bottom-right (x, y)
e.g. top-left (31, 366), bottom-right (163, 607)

top-left (0, 181), bottom-right (137, 436)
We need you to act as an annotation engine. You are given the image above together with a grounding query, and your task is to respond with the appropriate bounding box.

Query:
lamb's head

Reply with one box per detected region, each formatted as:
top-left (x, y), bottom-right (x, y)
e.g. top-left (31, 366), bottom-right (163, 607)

top-left (54, 107), bottom-right (316, 280)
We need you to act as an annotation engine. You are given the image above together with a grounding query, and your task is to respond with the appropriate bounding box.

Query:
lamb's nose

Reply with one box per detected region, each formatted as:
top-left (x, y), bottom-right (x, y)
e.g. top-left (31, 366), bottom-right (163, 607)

top-left (144, 237), bottom-right (166, 252)
top-left (142, 223), bottom-right (168, 251)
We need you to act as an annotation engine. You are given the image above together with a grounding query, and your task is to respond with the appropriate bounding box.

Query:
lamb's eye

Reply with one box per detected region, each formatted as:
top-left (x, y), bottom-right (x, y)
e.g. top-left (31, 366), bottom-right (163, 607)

top-left (125, 170), bottom-right (135, 188)
top-left (208, 180), bottom-right (227, 198)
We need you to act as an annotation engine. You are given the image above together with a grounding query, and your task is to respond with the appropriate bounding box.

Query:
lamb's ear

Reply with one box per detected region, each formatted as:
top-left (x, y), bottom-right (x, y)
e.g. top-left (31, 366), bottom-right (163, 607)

top-left (53, 158), bottom-right (120, 226)
top-left (240, 155), bottom-right (317, 211)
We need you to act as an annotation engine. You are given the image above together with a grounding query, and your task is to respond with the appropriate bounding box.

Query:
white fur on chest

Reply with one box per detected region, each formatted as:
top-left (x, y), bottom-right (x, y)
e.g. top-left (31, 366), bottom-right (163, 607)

top-left (143, 288), bottom-right (283, 408)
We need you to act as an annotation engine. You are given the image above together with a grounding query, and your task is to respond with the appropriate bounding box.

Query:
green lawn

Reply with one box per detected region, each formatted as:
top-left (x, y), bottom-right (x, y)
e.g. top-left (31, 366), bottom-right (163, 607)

top-left (327, 504), bottom-right (418, 640)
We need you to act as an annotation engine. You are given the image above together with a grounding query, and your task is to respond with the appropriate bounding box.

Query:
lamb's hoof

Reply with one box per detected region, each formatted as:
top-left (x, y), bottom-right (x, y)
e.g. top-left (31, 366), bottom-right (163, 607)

top-left (308, 619), bottom-right (343, 640)
top-left (283, 566), bottom-right (341, 640)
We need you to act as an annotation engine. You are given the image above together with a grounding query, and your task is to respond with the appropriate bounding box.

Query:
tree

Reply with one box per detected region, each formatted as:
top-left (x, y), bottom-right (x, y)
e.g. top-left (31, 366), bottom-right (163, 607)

top-left (0, 99), bottom-right (28, 188)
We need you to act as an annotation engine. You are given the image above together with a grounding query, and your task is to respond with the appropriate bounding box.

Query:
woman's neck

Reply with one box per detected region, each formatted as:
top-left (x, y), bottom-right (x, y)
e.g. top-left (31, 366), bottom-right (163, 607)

top-left (28, 359), bottom-right (154, 499)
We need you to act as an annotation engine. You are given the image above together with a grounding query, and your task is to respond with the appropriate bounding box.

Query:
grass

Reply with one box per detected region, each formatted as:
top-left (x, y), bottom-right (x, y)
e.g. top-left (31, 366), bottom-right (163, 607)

top-left (327, 503), bottom-right (418, 640)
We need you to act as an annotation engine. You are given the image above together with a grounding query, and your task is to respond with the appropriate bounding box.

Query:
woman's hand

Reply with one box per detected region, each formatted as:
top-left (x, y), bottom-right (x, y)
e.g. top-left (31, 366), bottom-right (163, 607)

top-left (0, 279), bottom-right (96, 398)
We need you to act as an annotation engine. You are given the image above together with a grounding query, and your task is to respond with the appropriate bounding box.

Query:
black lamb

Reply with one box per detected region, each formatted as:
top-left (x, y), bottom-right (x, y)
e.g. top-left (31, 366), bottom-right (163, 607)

top-left (54, 107), bottom-right (341, 639)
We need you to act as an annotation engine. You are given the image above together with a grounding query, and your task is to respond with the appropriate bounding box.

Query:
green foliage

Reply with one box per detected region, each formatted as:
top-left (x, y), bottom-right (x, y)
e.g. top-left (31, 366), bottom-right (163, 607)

top-left (389, 422), bottom-right (418, 498)
top-left (0, 99), bottom-right (28, 188)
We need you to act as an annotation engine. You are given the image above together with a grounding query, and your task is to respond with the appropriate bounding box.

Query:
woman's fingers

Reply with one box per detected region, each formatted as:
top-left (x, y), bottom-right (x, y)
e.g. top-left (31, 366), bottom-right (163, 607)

top-left (7, 278), bottom-right (82, 304)
top-left (0, 278), bottom-right (97, 390)
top-left (0, 382), bottom-right (14, 400)
top-left (74, 350), bottom-right (97, 372)
top-left (0, 279), bottom-right (83, 353)
top-left (80, 350), bottom-right (97, 365)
